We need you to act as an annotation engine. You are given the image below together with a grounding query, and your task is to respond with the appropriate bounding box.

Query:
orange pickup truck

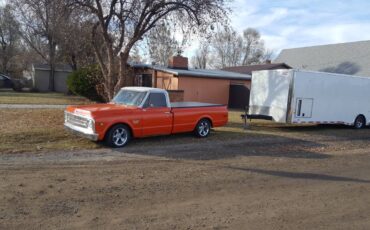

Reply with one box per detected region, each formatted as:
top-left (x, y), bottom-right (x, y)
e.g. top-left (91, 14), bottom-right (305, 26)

top-left (64, 87), bottom-right (228, 147)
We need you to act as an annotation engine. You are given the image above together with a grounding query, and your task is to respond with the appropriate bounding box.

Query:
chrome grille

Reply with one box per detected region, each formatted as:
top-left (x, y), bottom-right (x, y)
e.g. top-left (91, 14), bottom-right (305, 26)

top-left (65, 112), bottom-right (89, 128)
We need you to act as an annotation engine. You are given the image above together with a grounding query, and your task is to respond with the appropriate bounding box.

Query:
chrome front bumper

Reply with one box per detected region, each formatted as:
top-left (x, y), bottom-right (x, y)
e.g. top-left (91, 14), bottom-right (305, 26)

top-left (64, 123), bottom-right (99, 141)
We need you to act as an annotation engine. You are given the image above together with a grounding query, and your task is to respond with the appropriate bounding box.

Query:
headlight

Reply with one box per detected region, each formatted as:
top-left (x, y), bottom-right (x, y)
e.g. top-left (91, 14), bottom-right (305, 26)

top-left (64, 112), bottom-right (68, 123)
top-left (87, 119), bottom-right (95, 130)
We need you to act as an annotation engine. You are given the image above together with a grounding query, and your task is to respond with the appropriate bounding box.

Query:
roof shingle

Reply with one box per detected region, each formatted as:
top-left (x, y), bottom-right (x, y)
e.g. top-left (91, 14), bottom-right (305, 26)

top-left (275, 40), bottom-right (370, 77)
top-left (222, 63), bottom-right (291, 75)
top-left (130, 63), bottom-right (251, 80)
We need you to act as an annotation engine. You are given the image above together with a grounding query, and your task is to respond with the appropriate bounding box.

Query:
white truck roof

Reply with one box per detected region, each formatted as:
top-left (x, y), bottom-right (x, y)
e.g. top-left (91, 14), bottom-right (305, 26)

top-left (122, 87), bottom-right (167, 93)
top-left (121, 87), bottom-right (170, 107)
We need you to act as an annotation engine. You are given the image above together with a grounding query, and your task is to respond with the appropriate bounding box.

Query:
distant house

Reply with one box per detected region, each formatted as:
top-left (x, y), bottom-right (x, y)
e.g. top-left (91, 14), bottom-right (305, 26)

top-left (32, 64), bottom-right (73, 93)
top-left (275, 40), bottom-right (370, 77)
top-left (130, 56), bottom-right (251, 109)
top-left (221, 62), bottom-right (291, 109)
top-left (222, 62), bottom-right (291, 75)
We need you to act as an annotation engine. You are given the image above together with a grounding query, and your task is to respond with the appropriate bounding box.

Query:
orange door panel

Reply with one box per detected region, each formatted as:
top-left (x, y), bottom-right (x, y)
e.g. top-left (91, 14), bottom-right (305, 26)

top-left (141, 107), bottom-right (173, 136)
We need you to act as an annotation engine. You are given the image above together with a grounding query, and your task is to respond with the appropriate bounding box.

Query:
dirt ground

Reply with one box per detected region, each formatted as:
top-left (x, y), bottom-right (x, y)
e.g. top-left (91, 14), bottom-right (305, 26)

top-left (1, 125), bottom-right (370, 229)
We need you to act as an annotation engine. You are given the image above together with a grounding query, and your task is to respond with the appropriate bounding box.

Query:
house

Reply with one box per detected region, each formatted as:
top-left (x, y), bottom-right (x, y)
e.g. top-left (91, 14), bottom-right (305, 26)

top-left (222, 61), bottom-right (291, 75)
top-left (130, 56), bottom-right (251, 108)
top-left (221, 61), bottom-right (291, 108)
top-left (275, 40), bottom-right (370, 77)
top-left (32, 64), bottom-right (73, 93)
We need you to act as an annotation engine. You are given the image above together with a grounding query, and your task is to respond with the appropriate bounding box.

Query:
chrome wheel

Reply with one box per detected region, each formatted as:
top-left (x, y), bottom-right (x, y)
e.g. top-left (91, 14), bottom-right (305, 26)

top-left (196, 119), bottom-right (211, 137)
top-left (112, 128), bottom-right (128, 146)
top-left (106, 124), bottom-right (131, 148)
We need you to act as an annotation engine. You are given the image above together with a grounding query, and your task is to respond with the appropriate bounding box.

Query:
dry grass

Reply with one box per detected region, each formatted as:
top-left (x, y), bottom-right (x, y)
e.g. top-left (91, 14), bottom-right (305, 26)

top-left (0, 109), bottom-right (100, 153)
top-left (0, 110), bottom-right (249, 154)
top-left (0, 90), bottom-right (91, 105)
top-left (220, 110), bottom-right (370, 143)
top-left (1, 108), bottom-right (369, 154)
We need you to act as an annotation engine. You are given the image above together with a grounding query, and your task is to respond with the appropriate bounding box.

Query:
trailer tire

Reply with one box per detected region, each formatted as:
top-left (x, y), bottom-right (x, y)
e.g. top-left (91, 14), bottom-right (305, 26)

top-left (194, 119), bottom-right (211, 138)
top-left (105, 124), bottom-right (131, 147)
top-left (354, 115), bottom-right (366, 129)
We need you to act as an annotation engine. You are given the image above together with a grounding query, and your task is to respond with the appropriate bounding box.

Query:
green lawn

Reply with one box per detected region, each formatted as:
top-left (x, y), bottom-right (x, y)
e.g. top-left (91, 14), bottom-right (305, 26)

top-left (0, 90), bottom-right (91, 105)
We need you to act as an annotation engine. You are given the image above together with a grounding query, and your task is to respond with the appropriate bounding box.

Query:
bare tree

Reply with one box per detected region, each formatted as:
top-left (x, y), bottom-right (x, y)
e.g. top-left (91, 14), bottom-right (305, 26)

top-left (146, 23), bottom-right (178, 66)
top-left (73, 0), bottom-right (228, 100)
top-left (0, 4), bottom-right (21, 74)
top-left (12, 0), bottom-right (72, 91)
top-left (241, 28), bottom-right (265, 65)
top-left (191, 42), bottom-right (210, 69)
top-left (262, 48), bottom-right (275, 62)
top-left (208, 27), bottom-right (274, 68)
top-left (211, 26), bottom-right (243, 68)
top-left (128, 44), bottom-right (144, 63)
top-left (57, 9), bottom-right (97, 70)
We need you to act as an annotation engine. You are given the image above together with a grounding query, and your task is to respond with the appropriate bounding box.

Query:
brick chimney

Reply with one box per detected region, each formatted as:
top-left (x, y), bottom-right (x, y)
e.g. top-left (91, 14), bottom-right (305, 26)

top-left (168, 55), bottom-right (188, 70)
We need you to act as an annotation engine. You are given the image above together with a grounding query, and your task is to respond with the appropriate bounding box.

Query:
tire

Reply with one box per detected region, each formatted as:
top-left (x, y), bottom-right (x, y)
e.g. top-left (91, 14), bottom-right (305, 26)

top-left (194, 119), bottom-right (211, 138)
top-left (105, 124), bottom-right (131, 147)
top-left (354, 115), bottom-right (366, 129)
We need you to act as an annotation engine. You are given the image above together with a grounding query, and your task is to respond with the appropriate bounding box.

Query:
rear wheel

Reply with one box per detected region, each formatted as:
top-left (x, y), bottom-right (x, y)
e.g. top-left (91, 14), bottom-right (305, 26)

top-left (194, 119), bottom-right (211, 138)
top-left (354, 115), bottom-right (366, 129)
top-left (105, 124), bottom-right (131, 147)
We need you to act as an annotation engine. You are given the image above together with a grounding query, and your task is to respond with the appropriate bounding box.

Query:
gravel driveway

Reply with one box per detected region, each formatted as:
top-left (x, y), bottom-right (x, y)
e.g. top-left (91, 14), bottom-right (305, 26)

top-left (1, 133), bottom-right (370, 229)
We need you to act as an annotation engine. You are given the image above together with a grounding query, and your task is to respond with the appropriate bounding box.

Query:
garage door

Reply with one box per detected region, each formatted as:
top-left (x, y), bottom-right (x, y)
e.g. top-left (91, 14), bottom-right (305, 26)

top-left (228, 84), bottom-right (250, 109)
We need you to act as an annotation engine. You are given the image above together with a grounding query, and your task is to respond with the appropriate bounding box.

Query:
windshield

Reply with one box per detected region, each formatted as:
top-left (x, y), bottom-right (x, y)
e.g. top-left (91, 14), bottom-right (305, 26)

top-left (112, 90), bottom-right (147, 106)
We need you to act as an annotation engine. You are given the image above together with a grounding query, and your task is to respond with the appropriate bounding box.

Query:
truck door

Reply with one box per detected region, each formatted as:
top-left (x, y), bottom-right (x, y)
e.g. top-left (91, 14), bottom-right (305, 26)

top-left (295, 98), bottom-right (313, 118)
top-left (141, 92), bottom-right (173, 136)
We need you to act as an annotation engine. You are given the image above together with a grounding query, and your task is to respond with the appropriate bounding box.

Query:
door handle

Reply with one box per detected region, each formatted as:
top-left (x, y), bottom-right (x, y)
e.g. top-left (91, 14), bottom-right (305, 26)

top-left (164, 112), bottom-right (171, 114)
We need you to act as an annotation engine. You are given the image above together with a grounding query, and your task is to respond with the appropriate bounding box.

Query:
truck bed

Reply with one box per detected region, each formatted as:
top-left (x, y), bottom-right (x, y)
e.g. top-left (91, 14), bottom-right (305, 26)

top-left (171, 102), bottom-right (224, 108)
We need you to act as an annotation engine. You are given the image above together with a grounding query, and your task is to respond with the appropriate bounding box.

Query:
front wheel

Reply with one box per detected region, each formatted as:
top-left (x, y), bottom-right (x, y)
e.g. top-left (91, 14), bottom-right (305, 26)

top-left (105, 124), bottom-right (131, 147)
top-left (354, 115), bottom-right (366, 129)
top-left (194, 119), bottom-right (211, 138)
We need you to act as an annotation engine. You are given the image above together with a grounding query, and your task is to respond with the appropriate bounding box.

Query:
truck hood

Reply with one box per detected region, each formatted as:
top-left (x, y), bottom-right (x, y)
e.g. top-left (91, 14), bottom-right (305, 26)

top-left (66, 103), bottom-right (138, 117)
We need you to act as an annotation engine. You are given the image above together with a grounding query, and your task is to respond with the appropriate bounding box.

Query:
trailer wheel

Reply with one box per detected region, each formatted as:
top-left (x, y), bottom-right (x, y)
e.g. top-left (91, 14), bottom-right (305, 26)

top-left (105, 124), bottom-right (131, 147)
top-left (194, 119), bottom-right (211, 138)
top-left (354, 115), bottom-right (366, 129)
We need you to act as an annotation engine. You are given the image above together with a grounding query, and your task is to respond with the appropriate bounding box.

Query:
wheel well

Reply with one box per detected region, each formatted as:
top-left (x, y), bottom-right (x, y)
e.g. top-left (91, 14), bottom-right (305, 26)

top-left (198, 117), bottom-right (213, 127)
top-left (104, 123), bottom-right (133, 140)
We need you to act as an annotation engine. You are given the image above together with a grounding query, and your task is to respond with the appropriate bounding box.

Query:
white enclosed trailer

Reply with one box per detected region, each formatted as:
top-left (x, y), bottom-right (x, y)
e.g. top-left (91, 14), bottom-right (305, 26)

top-left (248, 69), bottom-right (370, 128)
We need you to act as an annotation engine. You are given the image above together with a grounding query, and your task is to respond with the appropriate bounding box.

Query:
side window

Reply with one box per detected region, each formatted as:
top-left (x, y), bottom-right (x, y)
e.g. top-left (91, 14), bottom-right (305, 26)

top-left (146, 93), bottom-right (167, 108)
top-left (0, 76), bottom-right (4, 80)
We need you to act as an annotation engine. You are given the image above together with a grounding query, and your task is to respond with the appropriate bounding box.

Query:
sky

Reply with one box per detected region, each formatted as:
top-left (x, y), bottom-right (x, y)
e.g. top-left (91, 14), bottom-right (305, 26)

top-left (185, 0), bottom-right (370, 58)
top-left (2, 0), bottom-right (370, 60)
top-left (234, 0), bottom-right (370, 52)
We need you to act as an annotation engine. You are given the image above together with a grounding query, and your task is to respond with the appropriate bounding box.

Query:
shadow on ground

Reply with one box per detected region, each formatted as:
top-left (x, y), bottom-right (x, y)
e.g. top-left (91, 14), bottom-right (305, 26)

top-left (231, 120), bottom-right (370, 140)
top-left (227, 166), bottom-right (370, 183)
top-left (112, 129), bottom-right (330, 161)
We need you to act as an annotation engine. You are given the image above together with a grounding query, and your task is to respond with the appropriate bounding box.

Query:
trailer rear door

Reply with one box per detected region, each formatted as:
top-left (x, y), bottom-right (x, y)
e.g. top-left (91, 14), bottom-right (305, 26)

top-left (249, 69), bottom-right (294, 122)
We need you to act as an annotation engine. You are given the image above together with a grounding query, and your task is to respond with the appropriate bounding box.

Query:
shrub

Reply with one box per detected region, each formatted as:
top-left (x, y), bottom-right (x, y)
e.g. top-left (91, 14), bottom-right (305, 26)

top-left (67, 65), bottom-right (104, 102)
